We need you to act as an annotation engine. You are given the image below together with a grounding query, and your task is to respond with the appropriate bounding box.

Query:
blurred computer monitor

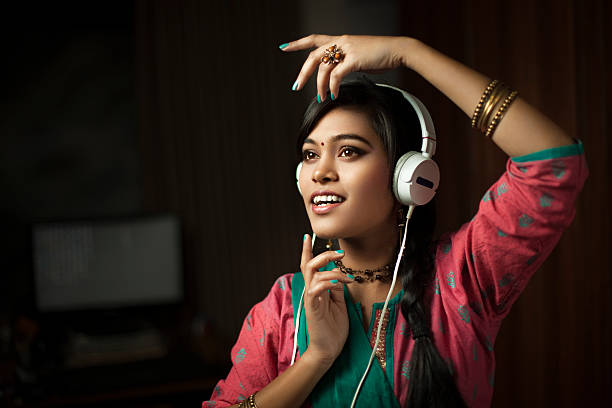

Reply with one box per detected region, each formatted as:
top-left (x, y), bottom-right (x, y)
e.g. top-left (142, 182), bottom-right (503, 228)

top-left (32, 214), bottom-right (183, 313)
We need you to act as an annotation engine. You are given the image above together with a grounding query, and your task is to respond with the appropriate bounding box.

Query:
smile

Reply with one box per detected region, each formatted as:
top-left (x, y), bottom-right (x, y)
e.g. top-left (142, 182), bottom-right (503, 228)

top-left (310, 194), bottom-right (346, 215)
top-left (312, 194), bottom-right (345, 205)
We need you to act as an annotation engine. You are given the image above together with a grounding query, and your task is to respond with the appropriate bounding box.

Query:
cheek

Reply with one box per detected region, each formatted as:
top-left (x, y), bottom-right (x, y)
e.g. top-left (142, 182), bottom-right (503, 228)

top-left (348, 164), bottom-right (395, 209)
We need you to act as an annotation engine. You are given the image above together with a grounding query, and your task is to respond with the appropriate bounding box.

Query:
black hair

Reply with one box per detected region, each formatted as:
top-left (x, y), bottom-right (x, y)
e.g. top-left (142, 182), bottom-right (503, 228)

top-left (296, 76), bottom-right (467, 407)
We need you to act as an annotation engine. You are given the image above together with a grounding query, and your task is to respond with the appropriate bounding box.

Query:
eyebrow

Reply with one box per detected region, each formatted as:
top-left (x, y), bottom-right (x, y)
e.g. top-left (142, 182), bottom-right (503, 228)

top-left (303, 133), bottom-right (374, 148)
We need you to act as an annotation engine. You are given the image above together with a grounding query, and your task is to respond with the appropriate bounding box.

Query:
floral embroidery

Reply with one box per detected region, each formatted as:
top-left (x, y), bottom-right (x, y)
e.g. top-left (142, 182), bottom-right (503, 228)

top-left (482, 183), bottom-right (509, 202)
top-left (446, 271), bottom-right (456, 288)
top-left (458, 305), bottom-right (470, 323)
top-left (401, 360), bottom-right (411, 378)
top-left (540, 193), bottom-right (554, 207)
top-left (527, 254), bottom-right (538, 265)
top-left (552, 159), bottom-right (566, 179)
top-left (276, 276), bottom-right (286, 291)
top-left (519, 213), bottom-right (534, 227)
top-left (235, 348), bottom-right (247, 364)
top-left (485, 335), bottom-right (494, 351)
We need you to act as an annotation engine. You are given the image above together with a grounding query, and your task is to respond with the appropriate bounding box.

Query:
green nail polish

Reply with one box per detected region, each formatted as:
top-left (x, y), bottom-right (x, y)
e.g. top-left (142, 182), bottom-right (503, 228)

top-left (303, 234), bottom-right (307, 242)
top-left (347, 274), bottom-right (355, 279)
top-left (279, 43), bottom-right (289, 50)
top-left (331, 92), bottom-right (335, 100)
top-left (317, 94), bottom-right (321, 103)
top-left (336, 249), bottom-right (344, 254)
top-left (330, 279), bottom-right (338, 284)
top-left (292, 80), bottom-right (299, 91)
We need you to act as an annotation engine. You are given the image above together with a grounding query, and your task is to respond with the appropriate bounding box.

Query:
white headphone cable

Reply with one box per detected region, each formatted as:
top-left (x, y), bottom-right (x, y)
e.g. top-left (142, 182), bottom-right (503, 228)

top-left (291, 233), bottom-right (316, 366)
top-left (349, 205), bottom-right (414, 408)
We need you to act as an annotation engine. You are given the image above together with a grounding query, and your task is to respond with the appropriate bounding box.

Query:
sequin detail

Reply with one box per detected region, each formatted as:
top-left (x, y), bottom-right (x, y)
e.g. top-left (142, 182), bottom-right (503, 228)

top-left (369, 308), bottom-right (390, 371)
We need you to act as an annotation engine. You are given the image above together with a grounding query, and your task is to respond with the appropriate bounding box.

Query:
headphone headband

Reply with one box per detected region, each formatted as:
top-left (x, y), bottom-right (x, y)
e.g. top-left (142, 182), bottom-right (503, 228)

top-left (375, 83), bottom-right (437, 158)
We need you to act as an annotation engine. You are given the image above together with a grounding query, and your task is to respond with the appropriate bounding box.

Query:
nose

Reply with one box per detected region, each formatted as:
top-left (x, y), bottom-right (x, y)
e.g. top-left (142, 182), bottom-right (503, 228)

top-left (312, 156), bottom-right (338, 183)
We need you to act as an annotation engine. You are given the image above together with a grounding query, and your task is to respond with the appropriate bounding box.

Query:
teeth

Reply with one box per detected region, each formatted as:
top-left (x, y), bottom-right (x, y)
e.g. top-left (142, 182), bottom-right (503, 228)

top-left (313, 195), bottom-right (345, 205)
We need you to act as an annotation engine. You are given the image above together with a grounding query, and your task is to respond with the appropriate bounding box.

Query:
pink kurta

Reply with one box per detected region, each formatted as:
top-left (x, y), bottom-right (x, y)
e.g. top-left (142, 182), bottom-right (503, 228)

top-left (204, 139), bottom-right (588, 407)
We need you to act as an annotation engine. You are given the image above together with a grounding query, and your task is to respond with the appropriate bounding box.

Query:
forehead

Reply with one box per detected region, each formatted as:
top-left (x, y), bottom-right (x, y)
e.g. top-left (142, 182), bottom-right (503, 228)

top-left (306, 107), bottom-right (382, 146)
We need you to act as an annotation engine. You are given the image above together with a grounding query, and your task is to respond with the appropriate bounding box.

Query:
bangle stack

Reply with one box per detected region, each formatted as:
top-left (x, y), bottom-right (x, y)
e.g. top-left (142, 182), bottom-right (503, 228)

top-left (237, 393), bottom-right (259, 408)
top-left (471, 79), bottom-right (519, 138)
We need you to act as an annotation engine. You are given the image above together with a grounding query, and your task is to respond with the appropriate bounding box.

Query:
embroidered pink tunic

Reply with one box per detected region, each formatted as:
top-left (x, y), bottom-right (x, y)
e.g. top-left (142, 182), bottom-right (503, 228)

top-left (203, 140), bottom-right (588, 407)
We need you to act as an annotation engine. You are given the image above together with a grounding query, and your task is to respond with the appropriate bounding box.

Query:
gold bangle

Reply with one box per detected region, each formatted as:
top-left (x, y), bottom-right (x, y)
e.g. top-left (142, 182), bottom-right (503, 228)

top-left (486, 90), bottom-right (519, 138)
top-left (249, 393), bottom-right (259, 408)
top-left (471, 79), bottom-right (499, 129)
top-left (477, 83), bottom-right (508, 132)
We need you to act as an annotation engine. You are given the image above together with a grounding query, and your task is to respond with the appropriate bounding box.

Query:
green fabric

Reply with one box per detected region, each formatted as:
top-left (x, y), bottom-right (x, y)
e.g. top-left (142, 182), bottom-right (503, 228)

top-left (511, 138), bottom-right (584, 163)
top-left (292, 270), bottom-right (402, 408)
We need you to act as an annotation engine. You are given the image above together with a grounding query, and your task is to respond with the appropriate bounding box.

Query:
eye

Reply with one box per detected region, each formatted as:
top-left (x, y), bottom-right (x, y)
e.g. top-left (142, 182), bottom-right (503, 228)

top-left (302, 150), bottom-right (319, 161)
top-left (339, 146), bottom-right (362, 158)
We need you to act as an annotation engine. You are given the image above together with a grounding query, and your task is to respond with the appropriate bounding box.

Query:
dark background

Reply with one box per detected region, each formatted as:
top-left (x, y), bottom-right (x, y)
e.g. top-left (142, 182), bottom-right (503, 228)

top-left (0, 0), bottom-right (609, 407)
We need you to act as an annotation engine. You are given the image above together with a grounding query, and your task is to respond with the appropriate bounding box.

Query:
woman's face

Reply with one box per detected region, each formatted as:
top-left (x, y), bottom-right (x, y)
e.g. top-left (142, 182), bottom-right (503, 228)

top-left (299, 107), bottom-right (397, 240)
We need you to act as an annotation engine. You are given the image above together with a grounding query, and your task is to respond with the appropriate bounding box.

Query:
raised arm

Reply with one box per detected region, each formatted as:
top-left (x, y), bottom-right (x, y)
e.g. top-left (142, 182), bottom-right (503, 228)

top-left (395, 37), bottom-right (575, 156)
top-left (280, 35), bottom-right (575, 156)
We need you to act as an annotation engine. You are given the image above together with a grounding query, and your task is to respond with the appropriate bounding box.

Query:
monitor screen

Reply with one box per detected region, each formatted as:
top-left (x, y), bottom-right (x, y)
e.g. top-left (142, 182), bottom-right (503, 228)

top-left (33, 215), bottom-right (183, 312)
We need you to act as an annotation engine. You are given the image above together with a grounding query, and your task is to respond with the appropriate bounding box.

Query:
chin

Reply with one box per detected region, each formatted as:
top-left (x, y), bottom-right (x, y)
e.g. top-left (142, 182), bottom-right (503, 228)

top-left (309, 220), bottom-right (353, 241)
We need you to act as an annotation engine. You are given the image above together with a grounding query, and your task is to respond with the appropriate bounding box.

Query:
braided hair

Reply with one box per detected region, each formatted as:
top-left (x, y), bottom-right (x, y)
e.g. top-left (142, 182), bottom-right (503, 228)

top-left (296, 76), bottom-right (467, 407)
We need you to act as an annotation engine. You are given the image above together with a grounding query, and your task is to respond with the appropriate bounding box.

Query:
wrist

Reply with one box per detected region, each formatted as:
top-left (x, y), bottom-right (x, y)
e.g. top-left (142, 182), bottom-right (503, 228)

top-left (301, 348), bottom-right (336, 372)
top-left (394, 36), bottom-right (423, 70)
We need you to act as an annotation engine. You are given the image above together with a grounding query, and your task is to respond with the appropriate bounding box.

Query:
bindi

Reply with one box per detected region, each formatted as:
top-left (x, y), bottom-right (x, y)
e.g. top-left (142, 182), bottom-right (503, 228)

top-left (321, 142), bottom-right (324, 146)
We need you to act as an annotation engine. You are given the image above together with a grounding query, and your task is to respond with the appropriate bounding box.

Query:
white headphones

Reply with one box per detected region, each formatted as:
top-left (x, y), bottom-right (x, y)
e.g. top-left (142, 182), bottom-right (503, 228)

top-left (296, 83), bottom-right (440, 207)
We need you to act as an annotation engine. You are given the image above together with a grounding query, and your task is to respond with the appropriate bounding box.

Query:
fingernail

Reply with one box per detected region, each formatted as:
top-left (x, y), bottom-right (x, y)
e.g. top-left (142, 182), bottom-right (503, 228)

top-left (317, 94), bottom-right (321, 103)
top-left (347, 274), bottom-right (355, 280)
top-left (335, 249), bottom-right (344, 254)
top-left (330, 279), bottom-right (338, 284)
top-left (292, 80), bottom-right (299, 91)
top-left (303, 234), bottom-right (308, 242)
top-left (330, 92), bottom-right (335, 100)
top-left (279, 43), bottom-right (289, 50)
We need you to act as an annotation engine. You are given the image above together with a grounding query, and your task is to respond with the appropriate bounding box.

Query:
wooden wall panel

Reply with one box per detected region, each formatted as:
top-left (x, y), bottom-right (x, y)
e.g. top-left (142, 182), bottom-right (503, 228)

top-left (136, 0), bottom-right (309, 347)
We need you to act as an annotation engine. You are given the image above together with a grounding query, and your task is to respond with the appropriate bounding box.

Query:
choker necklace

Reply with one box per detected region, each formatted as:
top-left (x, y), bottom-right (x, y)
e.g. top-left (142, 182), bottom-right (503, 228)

top-left (333, 260), bottom-right (393, 283)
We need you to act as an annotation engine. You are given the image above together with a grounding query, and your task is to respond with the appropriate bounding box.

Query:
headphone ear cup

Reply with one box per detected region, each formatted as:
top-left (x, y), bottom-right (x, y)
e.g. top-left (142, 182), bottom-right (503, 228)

top-left (393, 151), bottom-right (440, 206)
top-left (296, 162), bottom-right (303, 196)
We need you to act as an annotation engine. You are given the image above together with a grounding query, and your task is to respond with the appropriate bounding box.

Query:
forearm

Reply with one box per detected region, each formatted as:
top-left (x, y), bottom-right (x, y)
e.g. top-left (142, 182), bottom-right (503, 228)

top-left (228, 350), bottom-right (332, 408)
top-left (395, 37), bottom-right (575, 157)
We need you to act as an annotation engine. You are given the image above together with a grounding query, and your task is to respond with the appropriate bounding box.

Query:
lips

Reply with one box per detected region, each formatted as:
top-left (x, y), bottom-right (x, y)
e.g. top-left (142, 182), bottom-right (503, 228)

top-left (310, 190), bottom-right (346, 215)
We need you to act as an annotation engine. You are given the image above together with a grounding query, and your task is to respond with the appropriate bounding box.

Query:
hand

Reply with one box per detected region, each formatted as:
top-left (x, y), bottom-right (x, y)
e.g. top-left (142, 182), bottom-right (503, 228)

top-left (300, 234), bottom-right (355, 366)
top-left (280, 34), bottom-right (407, 101)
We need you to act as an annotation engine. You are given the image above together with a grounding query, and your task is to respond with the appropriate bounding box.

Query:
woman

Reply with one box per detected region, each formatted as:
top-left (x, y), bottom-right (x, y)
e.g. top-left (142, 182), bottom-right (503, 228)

top-left (203, 35), bottom-right (588, 407)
